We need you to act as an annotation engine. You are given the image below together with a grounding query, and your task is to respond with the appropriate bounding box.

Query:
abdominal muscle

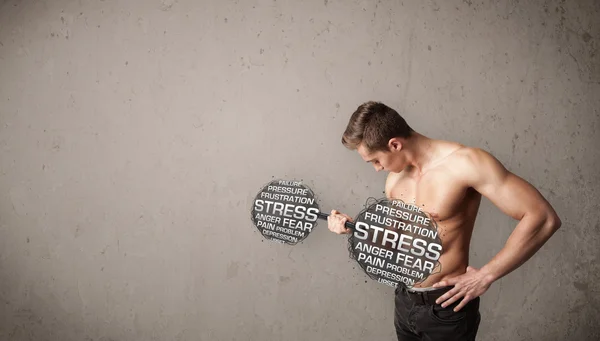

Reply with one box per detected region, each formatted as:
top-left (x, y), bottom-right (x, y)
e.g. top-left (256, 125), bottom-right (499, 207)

top-left (411, 202), bottom-right (480, 288)
top-left (414, 243), bottom-right (469, 288)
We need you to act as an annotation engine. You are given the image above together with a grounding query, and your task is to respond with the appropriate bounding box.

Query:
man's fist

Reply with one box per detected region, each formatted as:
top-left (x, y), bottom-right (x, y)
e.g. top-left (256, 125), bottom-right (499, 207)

top-left (327, 209), bottom-right (353, 235)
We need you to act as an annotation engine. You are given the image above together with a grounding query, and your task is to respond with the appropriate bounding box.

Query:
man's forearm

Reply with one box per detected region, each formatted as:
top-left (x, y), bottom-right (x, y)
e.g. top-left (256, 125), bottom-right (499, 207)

top-left (479, 212), bottom-right (561, 283)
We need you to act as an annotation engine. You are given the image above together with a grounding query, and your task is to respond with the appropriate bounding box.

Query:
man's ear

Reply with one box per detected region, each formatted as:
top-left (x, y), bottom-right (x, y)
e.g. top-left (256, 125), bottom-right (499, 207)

top-left (388, 138), bottom-right (403, 151)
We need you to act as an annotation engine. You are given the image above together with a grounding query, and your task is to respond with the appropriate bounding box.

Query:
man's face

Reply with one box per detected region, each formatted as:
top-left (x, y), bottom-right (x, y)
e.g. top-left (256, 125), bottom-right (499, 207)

top-left (357, 141), bottom-right (405, 173)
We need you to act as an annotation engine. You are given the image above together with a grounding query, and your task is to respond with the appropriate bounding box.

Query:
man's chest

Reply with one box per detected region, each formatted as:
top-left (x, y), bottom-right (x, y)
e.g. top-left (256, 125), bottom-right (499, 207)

top-left (386, 171), bottom-right (469, 221)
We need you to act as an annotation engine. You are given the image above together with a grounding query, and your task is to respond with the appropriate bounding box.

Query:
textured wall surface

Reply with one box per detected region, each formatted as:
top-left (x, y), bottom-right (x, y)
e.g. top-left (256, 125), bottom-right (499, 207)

top-left (0, 0), bottom-right (598, 340)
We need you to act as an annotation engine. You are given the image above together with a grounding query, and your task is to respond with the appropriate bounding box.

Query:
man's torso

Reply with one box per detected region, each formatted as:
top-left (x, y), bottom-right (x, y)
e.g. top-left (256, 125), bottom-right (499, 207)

top-left (385, 141), bottom-right (482, 288)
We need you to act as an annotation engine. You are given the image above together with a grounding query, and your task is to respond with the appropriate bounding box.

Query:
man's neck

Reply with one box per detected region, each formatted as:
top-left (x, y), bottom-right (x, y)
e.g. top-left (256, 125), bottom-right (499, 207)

top-left (403, 133), bottom-right (438, 174)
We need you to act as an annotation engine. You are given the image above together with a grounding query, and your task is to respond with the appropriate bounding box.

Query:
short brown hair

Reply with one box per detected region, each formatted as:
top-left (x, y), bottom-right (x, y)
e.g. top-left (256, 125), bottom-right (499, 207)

top-left (342, 101), bottom-right (414, 151)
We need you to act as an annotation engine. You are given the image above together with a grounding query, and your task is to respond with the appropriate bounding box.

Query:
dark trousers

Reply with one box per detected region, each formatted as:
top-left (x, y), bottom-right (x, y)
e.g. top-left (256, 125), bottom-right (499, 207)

top-left (394, 285), bottom-right (481, 341)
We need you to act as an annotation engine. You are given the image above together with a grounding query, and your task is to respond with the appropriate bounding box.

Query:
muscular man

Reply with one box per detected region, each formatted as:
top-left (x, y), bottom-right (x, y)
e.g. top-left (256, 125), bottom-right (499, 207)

top-left (327, 101), bottom-right (561, 340)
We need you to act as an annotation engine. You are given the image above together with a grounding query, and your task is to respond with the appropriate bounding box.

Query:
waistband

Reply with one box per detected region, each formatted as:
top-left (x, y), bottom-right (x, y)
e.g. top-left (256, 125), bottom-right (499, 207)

top-left (396, 285), bottom-right (453, 305)
top-left (406, 286), bottom-right (440, 292)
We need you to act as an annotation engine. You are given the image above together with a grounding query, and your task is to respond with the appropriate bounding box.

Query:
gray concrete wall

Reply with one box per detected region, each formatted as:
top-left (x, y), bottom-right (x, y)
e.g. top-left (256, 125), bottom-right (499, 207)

top-left (0, 0), bottom-right (598, 340)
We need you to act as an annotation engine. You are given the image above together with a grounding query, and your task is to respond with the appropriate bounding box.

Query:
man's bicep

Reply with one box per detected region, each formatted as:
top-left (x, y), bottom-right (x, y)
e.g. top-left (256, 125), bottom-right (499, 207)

top-left (467, 149), bottom-right (549, 221)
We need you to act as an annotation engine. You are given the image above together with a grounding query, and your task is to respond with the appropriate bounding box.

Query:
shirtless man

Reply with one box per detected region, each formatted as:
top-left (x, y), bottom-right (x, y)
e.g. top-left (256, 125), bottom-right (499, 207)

top-left (327, 101), bottom-right (561, 340)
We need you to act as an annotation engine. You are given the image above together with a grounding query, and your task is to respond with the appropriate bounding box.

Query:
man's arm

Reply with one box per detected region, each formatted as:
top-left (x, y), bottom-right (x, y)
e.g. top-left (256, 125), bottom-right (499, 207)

top-left (433, 148), bottom-right (562, 311)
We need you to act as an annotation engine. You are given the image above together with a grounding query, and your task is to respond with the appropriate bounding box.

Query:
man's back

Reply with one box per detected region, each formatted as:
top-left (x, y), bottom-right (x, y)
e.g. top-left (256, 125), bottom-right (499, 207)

top-left (385, 140), bottom-right (483, 287)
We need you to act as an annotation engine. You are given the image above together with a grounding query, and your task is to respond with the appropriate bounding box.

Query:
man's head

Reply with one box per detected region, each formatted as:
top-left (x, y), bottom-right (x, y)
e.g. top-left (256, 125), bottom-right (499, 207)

top-left (342, 101), bottom-right (414, 172)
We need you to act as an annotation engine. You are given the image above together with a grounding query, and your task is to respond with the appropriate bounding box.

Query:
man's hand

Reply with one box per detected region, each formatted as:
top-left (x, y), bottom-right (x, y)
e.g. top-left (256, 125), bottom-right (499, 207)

top-left (327, 209), bottom-right (353, 235)
top-left (432, 266), bottom-right (494, 312)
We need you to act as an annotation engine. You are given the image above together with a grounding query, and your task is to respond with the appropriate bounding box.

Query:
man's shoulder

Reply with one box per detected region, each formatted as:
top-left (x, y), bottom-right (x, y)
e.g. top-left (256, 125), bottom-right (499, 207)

top-left (451, 146), bottom-right (499, 166)
top-left (430, 140), bottom-right (472, 162)
top-left (444, 146), bottom-right (508, 185)
top-left (384, 170), bottom-right (405, 196)
top-left (385, 170), bottom-right (402, 185)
